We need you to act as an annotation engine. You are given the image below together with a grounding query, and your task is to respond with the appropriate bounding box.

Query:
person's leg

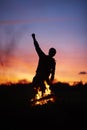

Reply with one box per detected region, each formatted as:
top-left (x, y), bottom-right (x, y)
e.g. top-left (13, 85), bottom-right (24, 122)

top-left (40, 81), bottom-right (46, 96)
top-left (32, 75), bottom-right (46, 97)
top-left (31, 75), bottom-right (40, 97)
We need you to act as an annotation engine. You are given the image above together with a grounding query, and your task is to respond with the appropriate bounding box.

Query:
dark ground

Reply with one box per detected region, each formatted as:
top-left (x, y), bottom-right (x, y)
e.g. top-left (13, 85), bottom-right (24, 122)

top-left (0, 82), bottom-right (87, 129)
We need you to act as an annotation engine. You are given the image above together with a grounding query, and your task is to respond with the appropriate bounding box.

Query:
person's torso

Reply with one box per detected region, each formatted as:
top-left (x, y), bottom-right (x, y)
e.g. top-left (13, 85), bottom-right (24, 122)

top-left (36, 55), bottom-right (55, 77)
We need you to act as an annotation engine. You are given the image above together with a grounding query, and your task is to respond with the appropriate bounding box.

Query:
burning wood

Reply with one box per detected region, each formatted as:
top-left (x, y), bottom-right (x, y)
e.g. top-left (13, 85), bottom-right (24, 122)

top-left (30, 81), bottom-right (55, 106)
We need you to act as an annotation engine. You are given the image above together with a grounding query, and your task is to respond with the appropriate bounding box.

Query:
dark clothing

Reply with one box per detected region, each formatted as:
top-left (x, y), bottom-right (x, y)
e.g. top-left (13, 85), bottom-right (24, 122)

top-left (32, 37), bottom-right (56, 93)
top-left (36, 55), bottom-right (55, 82)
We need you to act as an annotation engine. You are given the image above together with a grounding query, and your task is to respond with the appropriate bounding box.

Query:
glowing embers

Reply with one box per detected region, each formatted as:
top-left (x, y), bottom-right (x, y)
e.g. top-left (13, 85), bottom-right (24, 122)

top-left (31, 81), bottom-right (55, 106)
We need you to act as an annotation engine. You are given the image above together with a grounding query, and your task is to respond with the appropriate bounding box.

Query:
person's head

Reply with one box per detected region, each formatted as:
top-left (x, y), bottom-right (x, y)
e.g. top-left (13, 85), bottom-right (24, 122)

top-left (48, 48), bottom-right (56, 57)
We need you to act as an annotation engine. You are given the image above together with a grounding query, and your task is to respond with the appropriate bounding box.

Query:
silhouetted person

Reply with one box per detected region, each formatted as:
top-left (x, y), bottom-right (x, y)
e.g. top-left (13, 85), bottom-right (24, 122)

top-left (31, 33), bottom-right (56, 96)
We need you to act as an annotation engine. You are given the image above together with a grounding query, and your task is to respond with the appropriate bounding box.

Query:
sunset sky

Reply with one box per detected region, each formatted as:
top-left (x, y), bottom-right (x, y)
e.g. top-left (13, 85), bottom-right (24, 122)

top-left (0, 0), bottom-right (87, 84)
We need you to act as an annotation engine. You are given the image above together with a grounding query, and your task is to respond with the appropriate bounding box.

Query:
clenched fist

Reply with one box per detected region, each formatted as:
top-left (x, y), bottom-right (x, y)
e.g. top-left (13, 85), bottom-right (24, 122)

top-left (32, 33), bottom-right (35, 39)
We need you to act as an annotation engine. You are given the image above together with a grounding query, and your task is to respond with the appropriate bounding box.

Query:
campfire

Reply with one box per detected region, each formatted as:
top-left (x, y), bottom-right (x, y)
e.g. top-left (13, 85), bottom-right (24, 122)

top-left (31, 81), bottom-right (55, 106)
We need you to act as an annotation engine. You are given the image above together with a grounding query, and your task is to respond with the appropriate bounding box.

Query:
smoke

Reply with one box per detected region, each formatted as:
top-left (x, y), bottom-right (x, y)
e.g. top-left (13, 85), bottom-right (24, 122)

top-left (0, 32), bottom-right (16, 68)
top-left (0, 25), bottom-right (28, 84)
top-left (0, 26), bottom-right (27, 68)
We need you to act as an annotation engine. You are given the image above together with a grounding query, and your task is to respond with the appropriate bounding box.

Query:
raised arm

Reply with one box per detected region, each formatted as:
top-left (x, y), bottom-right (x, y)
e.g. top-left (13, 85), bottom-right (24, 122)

top-left (31, 33), bottom-right (44, 57)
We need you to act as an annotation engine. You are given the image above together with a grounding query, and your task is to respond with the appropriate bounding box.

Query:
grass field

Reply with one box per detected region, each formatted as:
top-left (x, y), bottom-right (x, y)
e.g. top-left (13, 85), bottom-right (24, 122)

top-left (0, 82), bottom-right (87, 129)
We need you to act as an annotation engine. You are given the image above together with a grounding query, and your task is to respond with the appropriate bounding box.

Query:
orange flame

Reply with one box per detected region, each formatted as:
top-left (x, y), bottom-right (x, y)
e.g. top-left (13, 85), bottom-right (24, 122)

top-left (31, 81), bottom-right (55, 106)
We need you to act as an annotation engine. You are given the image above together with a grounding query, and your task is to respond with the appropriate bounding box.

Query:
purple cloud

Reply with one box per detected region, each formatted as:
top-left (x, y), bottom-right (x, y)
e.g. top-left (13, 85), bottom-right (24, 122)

top-left (79, 71), bottom-right (87, 75)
